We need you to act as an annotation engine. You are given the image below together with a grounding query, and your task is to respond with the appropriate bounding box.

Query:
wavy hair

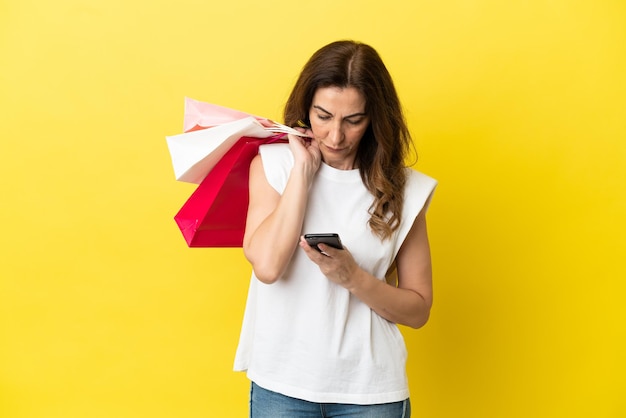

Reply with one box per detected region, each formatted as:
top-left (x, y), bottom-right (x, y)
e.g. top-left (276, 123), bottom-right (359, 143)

top-left (284, 40), bottom-right (415, 240)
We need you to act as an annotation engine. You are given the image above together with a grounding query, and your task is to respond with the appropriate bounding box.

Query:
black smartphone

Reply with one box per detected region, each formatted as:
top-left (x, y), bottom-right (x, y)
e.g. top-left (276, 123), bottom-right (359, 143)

top-left (304, 233), bottom-right (343, 252)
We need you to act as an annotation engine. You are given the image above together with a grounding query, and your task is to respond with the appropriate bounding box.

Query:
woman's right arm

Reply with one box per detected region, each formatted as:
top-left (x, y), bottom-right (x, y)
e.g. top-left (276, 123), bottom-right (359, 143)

top-left (242, 134), bottom-right (320, 284)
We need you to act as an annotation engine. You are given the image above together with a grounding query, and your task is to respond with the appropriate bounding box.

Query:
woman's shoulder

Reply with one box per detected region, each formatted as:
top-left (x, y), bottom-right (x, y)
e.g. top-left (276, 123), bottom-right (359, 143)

top-left (259, 143), bottom-right (293, 167)
top-left (402, 167), bottom-right (437, 215)
top-left (258, 143), bottom-right (293, 193)
top-left (404, 167), bottom-right (437, 191)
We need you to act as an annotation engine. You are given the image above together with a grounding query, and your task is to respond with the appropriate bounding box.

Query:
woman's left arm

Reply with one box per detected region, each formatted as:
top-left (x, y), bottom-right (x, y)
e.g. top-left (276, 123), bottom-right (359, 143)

top-left (299, 209), bottom-right (433, 329)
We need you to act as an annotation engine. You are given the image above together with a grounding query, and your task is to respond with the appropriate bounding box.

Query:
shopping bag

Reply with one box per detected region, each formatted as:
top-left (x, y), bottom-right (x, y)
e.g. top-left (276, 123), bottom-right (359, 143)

top-left (166, 116), bottom-right (273, 184)
top-left (167, 97), bottom-right (302, 247)
top-left (173, 137), bottom-right (286, 247)
top-left (183, 97), bottom-right (273, 132)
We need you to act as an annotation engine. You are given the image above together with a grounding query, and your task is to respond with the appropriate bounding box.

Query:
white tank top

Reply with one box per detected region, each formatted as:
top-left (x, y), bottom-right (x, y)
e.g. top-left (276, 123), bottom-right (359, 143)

top-left (234, 143), bottom-right (437, 404)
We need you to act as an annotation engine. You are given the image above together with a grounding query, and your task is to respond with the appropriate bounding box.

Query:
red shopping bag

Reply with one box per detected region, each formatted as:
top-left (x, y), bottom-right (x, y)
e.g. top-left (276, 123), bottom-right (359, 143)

top-left (174, 136), bottom-right (286, 247)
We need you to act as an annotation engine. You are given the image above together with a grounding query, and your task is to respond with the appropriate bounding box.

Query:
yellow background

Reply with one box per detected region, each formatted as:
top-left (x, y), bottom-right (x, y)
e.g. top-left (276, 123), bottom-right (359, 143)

top-left (1, 0), bottom-right (625, 417)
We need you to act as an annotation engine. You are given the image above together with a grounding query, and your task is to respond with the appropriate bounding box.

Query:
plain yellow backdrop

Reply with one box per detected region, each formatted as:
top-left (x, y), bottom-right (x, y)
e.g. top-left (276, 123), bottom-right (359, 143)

top-left (1, 0), bottom-right (625, 417)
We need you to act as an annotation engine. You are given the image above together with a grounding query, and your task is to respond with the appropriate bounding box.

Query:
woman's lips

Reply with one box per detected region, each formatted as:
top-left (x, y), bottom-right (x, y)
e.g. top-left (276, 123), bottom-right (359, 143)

top-left (322, 144), bottom-right (345, 152)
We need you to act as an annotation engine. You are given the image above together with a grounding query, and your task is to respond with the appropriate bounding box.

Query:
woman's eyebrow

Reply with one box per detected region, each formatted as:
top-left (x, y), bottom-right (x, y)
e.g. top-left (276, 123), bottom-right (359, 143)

top-left (344, 112), bottom-right (367, 119)
top-left (312, 105), bottom-right (366, 119)
top-left (312, 105), bottom-right (332, 115)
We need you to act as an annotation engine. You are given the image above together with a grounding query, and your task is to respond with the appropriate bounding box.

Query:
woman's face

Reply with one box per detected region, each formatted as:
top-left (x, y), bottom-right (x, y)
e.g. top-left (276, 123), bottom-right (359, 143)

top-left (308, 86), bottom-right (370, 170)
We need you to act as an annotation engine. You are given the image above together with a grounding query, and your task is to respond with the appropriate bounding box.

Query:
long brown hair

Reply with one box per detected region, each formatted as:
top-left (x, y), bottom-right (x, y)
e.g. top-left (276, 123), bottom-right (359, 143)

top-left (284, 40), bottom-right (414, 240)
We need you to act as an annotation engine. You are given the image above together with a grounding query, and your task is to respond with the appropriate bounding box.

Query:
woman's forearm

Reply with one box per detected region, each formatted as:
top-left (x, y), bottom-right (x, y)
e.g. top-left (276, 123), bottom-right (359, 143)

top-left (347, 270), bottom-right (432, 328)
top-left (244, 166), bottom-right (312, 283)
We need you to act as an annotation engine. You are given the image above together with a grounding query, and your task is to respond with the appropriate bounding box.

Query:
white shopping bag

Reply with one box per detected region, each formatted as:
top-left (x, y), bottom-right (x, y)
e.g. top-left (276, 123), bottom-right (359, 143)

top-left (166, 117), bottom-right (273, 184)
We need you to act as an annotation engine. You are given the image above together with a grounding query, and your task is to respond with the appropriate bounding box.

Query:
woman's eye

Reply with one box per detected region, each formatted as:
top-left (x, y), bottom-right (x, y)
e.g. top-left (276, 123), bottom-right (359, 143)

top-left (347, 118), bottom-right (364, 125)
top-left (317, 114), bottom-right (331, 121)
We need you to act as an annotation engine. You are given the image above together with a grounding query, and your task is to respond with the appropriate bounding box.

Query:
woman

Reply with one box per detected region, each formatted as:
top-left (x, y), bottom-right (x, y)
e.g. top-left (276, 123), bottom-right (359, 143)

top-left (234, 40), bottom-right (437, 418)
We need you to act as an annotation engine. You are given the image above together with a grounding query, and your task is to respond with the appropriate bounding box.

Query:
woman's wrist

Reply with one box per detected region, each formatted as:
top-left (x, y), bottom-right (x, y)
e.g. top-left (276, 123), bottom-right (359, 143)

top-left (290, 162), bottom-right (318, 186)
top-left (345, 266), bottom-right (374, 295)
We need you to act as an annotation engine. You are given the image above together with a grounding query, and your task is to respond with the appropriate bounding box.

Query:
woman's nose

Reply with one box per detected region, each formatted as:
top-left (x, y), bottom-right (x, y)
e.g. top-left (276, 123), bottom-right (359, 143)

top-left (327, 123), bottom-right (343, 145)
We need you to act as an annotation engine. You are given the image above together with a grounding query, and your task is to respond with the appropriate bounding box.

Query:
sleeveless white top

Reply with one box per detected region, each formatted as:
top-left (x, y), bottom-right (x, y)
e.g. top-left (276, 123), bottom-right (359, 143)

top-left (234, 143), bottom-right (437, 404)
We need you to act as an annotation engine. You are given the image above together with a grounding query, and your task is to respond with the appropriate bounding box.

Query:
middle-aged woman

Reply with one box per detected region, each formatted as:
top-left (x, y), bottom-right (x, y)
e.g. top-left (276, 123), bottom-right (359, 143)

top-left (234, 40), bottom-right (437, 418)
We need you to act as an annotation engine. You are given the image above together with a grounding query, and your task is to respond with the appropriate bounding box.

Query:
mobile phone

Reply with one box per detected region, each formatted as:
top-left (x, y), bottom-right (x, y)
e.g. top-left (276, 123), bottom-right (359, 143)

top-left (304, 233), bottom-right (343, 252)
